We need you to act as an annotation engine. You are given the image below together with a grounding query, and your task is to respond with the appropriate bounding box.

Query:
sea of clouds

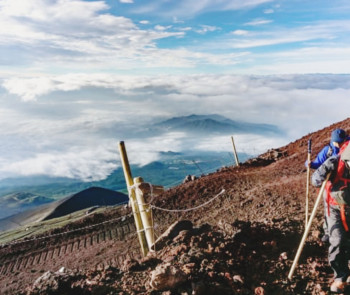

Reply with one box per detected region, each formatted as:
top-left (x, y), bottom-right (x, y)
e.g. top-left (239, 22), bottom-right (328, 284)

top-left (0, 73), bottom-right (349, 181)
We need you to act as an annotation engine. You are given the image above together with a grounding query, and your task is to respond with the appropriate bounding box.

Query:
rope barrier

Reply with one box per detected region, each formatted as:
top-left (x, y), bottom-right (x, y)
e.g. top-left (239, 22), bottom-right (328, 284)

top-left (0, 212), bottom-right (134, 247)
top-left (1, 182), bottom-right (227, 248)
top-left (151, 188), bottom-right (226, 212)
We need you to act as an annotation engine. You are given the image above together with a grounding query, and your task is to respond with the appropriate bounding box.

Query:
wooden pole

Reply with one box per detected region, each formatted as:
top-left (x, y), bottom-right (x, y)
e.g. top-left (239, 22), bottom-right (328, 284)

top-left (134, 177), bottom-right (156, 251)
top-left (305, 139), bottom-right (312, 227)
top-left (118, 141), bottom-right (149, 256)
top-left (288, 174), bottom-right (330, 280)
top-left (231, 136), bottom-right (240, 167)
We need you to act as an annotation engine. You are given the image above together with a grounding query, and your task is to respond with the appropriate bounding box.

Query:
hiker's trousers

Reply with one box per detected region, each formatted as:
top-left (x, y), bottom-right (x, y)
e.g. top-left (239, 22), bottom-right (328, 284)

top-left (326, 204), bottom-right (350, 281)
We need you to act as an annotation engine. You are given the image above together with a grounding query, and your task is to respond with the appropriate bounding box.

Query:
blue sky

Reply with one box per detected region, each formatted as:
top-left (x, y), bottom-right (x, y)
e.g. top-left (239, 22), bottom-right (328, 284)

top-left (0, 0), bottom-right (349, 182)
top-left (2, 0), bottom-right (350, 76)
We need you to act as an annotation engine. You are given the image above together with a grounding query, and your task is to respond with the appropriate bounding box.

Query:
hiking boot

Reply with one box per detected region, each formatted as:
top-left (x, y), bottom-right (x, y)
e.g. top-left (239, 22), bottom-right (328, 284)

top-left (330, 280), bottom-right (347, 293)
top-left (321, 234), bottom-right (329, 243)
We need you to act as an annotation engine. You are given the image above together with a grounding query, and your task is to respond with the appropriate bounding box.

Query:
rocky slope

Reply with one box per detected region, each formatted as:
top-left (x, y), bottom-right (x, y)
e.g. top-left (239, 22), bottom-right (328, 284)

top-left (1, 117), bottom-right (350, 295)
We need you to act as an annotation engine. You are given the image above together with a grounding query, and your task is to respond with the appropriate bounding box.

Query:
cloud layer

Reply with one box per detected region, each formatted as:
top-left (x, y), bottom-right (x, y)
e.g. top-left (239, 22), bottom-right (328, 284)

top-left (0, 73), bottom-right (349, 181)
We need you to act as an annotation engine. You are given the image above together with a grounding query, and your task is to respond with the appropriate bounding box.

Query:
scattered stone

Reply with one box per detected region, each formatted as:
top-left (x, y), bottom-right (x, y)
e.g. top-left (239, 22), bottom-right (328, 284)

top-left (153, 220), bottom-right (193, 250)
top-left (312, 230), bottom-right (321, 239)
top-left (233, 274), bottom-right (244, 284)
top-left (26, 268), bottom-right (80, 295)
top-left (149, 262), bottom-right (187, 291)
top-left (255, 286), bottom-right (265, 295)
top-left (122, 258), bottom-right (141, 272)
top-left (279, 252), bottom-right (288, 260)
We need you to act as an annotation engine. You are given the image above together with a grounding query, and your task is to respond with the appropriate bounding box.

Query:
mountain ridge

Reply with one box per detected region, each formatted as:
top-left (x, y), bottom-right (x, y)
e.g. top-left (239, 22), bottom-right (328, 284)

top-left (0, 192), bottom-right (53, 219)
top-left (153, 113), bottom-right (283, 135)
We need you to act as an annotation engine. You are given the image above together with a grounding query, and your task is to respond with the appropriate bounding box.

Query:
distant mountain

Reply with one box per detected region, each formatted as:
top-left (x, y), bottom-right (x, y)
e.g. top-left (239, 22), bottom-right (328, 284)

top-left (0, 192), bottom-right (52, 207)
top-left (153, 114), bottom-right (282, 135)
top-left (0, 192), bottom-right (53, 219)
top-left (43, 186), bottom-right (128, 220)
top-left (0, 187), bottom-right (128, 232)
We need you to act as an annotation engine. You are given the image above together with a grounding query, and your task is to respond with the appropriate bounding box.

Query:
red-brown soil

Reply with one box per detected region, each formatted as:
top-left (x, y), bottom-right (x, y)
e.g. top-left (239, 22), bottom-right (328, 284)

top-left (1, 117), bottom-right (350, 295)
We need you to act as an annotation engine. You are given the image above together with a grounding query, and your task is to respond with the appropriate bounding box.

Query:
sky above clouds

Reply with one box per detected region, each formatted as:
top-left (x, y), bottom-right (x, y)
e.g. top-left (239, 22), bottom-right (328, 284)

top-left (0, 0), bottom-right (350, 182)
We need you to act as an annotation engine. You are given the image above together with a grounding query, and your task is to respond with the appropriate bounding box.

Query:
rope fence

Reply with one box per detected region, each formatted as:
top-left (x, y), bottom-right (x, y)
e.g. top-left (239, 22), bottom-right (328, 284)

top-left (0, 139), bottom-right (250, 278)
top-left (0, 212), bottom-right (134, 248)
top-left (0, 186), bottom-right (228, 249)
top-left (151, 188), bottom-right (226, 212)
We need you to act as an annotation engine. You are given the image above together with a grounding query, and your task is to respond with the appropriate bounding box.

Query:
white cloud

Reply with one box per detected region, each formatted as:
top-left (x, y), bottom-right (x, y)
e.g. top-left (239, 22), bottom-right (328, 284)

top-left (120, 0), bottom-right (133, 3)
top-left (231, 20), bottom-right (350, 49)
top-left (0, 144), bottom-right (118, 181)
top-left (154, 25), bottom-right (172, 31)
top-left (3, 77), bottom-right (55, 101)
top-left (0, 0), bottom-right (188, 74)
top-left (239, 46), bottom-right (350, 74)
top-left (179, 27), bottom-right (192, 31)
top-left (195, 25), bottom-right (220, 34)
top-left (244, 19), bottom-right (273, 26)
top-left (231, 30), bottom-right (249, 36)
top-left (127, 132), bottom-right (186, 166)
top-left (195, 134), bottom-right (287, 155)
top-left (130, 0), bottom-right (274, 18)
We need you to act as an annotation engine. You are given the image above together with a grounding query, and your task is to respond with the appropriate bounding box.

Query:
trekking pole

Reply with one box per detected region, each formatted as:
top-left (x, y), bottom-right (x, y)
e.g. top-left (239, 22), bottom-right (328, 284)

top-left (288, 173), bottom-right (330, 280)
top-left (305, 139), bottom-right (312, 227)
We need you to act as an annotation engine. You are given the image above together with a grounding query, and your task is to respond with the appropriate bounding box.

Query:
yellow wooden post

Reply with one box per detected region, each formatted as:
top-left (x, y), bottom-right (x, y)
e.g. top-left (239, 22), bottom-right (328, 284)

top-left (118, 141), bottom-right (148, 256)
top-left (134, 177), bottom-right (156, 251)
top-left (231, 136), bottom-right (240, 167)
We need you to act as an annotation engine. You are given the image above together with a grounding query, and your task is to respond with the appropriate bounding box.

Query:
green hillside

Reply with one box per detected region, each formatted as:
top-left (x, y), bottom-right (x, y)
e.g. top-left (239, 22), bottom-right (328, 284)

top-left (0, 151), bottom-right (249, 220)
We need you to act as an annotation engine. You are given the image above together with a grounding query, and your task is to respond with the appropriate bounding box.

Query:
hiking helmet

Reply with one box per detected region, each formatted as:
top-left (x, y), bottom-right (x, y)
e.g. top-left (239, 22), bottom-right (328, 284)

top-left (331, 128), bottom-right (347, 144)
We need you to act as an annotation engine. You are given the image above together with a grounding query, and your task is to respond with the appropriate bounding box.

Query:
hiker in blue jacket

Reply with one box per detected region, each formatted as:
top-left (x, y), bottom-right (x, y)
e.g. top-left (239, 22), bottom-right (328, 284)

top-left (306, 128), bottom-right (348, 243)
top-left (306, 128), bottom-right (348, 169)
top-left (311, 140), bottom-right (350, 293)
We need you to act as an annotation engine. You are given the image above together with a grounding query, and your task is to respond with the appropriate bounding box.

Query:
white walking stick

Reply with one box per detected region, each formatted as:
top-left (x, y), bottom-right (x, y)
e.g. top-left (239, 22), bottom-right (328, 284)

top-left (305, 139), bottom-right (312, 227)
top-left (288, 173), bottom-right (330, 280)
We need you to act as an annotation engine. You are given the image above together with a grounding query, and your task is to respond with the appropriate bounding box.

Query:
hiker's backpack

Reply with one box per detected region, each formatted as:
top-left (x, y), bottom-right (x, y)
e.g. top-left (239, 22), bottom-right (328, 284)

top-left (326, 141), bottom-right (350, 204)
top-left (328, 158), bottom-right (350, 206)
top-left (325, 141), bottom-right (350, 230)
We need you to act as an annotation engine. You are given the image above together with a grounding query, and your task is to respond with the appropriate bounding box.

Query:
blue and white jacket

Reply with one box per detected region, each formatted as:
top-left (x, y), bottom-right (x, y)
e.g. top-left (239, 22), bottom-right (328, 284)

top-left (306, 142), bottom-right (340, 169)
